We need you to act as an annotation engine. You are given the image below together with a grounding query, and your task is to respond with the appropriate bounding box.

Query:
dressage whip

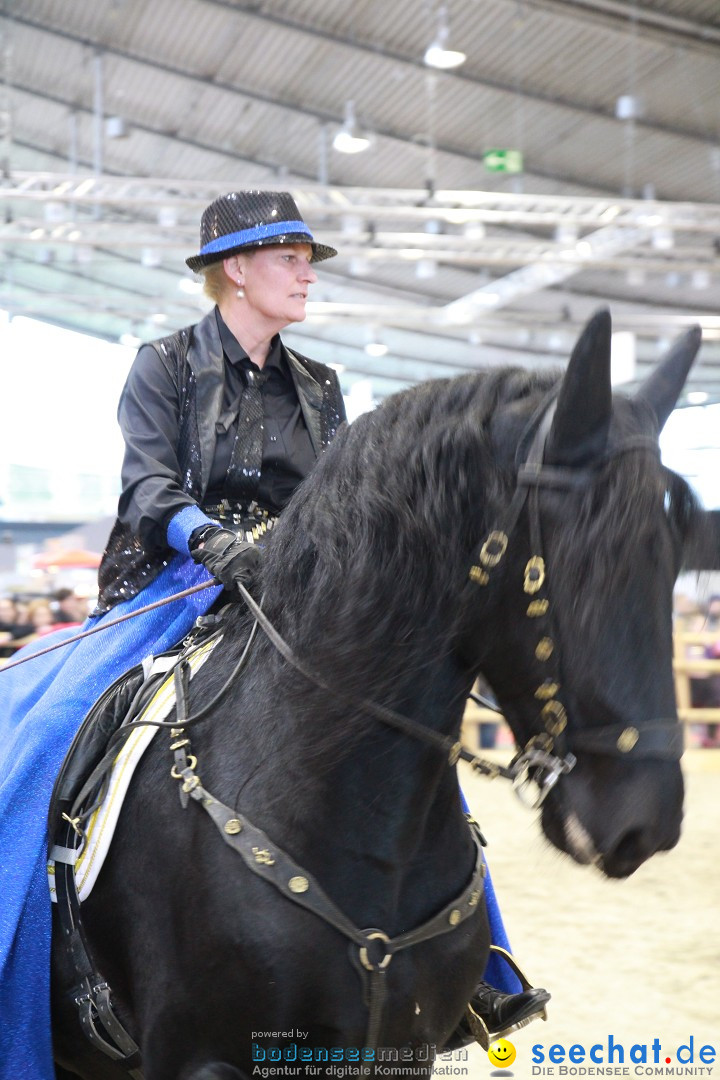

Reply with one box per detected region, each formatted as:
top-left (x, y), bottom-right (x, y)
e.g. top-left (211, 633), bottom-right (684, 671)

top-left (0, 579), bottom-right (218, 673)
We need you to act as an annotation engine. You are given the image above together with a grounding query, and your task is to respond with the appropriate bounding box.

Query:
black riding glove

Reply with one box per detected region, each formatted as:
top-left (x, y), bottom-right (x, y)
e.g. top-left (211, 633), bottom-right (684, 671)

top-left (189, 525), bottom-right (262, 594)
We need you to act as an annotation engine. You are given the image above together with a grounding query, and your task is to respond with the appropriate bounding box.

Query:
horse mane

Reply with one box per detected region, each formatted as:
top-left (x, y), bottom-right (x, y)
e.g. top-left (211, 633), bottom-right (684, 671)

top-left (201, 367), bottom-right (703, 781)
top-left (260, 367), bottom-right (555, 706)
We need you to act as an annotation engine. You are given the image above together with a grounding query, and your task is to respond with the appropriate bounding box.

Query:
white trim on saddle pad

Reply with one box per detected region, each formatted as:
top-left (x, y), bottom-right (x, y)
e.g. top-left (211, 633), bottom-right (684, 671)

top-left (48, 637), bottom-right (219, 903)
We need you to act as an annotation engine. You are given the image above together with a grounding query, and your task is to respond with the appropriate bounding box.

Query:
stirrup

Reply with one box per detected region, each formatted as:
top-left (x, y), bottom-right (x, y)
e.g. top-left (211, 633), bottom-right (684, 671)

top-left (464, 945), bottom-right (549, 1051)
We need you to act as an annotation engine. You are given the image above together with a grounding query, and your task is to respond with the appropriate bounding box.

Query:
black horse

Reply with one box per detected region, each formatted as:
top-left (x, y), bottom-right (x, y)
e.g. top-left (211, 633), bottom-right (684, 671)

top-left (51, 311), bottom-right (709, 1080)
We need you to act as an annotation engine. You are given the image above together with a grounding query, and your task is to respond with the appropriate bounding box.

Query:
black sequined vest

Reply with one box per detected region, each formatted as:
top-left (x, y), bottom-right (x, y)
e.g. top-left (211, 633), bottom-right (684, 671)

top-left (95, 310), bottom-right (345, 614)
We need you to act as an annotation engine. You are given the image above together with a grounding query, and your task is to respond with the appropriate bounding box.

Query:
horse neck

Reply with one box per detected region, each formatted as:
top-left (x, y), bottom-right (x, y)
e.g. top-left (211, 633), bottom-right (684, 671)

top-left (223, 642), bottom-right (477, 932)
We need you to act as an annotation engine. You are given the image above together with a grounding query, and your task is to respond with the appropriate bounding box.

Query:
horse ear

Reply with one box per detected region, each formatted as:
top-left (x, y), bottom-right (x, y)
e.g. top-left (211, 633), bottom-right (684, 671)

top-left (634, 326), bottom-right (702, 431)
top-left (545, 309), bottom-right (613, 466)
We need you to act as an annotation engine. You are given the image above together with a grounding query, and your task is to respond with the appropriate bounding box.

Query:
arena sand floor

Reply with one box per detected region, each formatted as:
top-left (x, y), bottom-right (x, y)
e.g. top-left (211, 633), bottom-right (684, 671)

top-left (437, 749), bottom-right (720, 1080)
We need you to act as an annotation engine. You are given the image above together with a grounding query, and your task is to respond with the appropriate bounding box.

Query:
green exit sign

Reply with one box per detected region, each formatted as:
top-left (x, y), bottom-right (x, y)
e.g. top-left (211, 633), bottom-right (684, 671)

top-left (483, 149), bottom-right (524, 174)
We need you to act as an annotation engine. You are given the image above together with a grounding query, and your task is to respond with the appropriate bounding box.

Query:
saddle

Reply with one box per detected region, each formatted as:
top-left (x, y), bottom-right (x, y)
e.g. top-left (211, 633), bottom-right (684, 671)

top-left (47, 613), bottom-right (222, 855)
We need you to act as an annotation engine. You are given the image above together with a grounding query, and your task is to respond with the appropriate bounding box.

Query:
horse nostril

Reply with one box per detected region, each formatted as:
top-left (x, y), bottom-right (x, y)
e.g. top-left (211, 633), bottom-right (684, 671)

top-left (603, 828), bottom-right (650, 879)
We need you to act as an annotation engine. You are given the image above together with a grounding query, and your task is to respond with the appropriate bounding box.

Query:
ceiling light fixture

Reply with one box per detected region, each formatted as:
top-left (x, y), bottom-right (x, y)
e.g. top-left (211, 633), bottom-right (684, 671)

top-left (424, 6), bottom-right (466, 70)
top-left (333, 101), bottom-right (372, 154)
top-left (652, 228), bottom-right (674, 251)
top-left (691, 270), bottom-right (710, 290)
top-left (615, 95), bottom-right (642, 121)
top-left (106, 116), bottom-right (130, 139)
top-left (415, 258), bottom-right (438, 279)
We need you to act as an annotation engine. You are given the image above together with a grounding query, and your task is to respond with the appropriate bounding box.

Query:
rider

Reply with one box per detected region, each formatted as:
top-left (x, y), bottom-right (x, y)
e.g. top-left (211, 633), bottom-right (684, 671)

top-left (0, 191), bottom-right (546, 1080)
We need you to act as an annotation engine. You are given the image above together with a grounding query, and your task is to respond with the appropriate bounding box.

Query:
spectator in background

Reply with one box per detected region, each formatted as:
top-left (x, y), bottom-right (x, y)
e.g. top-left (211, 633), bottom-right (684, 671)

top-left (24, 598), bottom-right (55, 637)
top-left (677, 592), bottom-right (720, 747)
top-left (700, 595), bottom-right (720, 746)
top-left (13, 598), bottom-right (30, 626)
top-left (0, 596), bottom-right (33, 642)
top-left (53, 588), bottom-right (89, 627)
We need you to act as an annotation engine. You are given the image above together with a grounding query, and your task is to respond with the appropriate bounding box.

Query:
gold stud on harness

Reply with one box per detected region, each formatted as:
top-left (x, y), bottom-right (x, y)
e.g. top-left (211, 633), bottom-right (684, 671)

top-left (479, 531), bottom-right (508, 568)
top-left (541, 700), bottom-right (568, 736)
top-left (617, 727), bottom-right (639, 752)
top-left (288, 876), bottom-right (309, 894)
top-left (524, 556), bottom-right (545, 594)
top-left (535, 681), bottom-right (559, 701)
top-left (535, 637), bottom-right (554, 661)
top-left (252, 847), bottom-right (275, 866)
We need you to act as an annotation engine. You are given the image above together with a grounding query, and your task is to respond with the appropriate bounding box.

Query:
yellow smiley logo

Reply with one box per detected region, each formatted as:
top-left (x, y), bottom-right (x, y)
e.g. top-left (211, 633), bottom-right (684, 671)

top-left (488, 1038), bottom-right (517, 1069)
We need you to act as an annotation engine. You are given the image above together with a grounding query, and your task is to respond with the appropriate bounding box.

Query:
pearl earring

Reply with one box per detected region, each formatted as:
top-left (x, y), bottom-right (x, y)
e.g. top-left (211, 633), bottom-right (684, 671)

top-left (236, 283), bottom-right (245, 299)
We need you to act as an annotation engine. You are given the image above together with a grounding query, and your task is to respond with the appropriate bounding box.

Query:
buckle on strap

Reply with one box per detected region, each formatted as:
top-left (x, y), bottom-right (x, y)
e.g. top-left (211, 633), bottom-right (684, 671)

top-left (359, 931), bottom-right (393, 972)
top-left (511, 747), bottom-right (577, 809)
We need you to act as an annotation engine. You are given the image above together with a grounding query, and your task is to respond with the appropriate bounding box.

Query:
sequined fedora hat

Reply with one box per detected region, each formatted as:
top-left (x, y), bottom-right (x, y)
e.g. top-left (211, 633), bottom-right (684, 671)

top-left (186, 190), bottom-right (337, 272)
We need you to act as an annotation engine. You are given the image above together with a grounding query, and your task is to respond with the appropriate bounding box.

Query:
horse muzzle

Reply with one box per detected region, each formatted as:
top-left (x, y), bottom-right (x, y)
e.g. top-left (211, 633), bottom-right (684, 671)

top-left (540, 747), bottom-right (684, 879)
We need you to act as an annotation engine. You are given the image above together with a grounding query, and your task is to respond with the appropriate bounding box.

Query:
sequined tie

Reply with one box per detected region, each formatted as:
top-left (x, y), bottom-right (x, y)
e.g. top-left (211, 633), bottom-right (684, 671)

top-left (224, 368), bottom-right (270, 501)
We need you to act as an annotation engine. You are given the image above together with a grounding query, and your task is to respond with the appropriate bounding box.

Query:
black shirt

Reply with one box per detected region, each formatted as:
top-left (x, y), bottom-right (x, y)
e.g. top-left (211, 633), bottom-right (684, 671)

top-left (117, 307), bottom-right (316, 548)
top-left (208, 311), bottom-right (315, 510)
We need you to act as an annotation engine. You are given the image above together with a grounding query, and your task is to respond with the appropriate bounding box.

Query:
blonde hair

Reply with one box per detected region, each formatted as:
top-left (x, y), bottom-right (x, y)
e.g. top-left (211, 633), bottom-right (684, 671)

top-left (201, 261), bottom-right (233, 304)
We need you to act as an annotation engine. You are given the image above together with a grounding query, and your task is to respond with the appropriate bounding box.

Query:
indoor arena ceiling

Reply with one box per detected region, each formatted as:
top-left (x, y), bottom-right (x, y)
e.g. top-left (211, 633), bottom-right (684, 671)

top-left (1, 0), bottom-right (720, 403)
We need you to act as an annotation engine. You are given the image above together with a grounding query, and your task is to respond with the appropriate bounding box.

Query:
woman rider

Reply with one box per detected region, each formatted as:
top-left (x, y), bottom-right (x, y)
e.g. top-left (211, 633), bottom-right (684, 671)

top-left (0, 191), bottom-right (546, 1080)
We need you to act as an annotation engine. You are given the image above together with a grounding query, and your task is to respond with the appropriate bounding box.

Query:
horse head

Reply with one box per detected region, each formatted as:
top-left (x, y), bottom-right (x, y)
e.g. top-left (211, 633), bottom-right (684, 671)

top-left (477, 310), bottom-right (702, 879)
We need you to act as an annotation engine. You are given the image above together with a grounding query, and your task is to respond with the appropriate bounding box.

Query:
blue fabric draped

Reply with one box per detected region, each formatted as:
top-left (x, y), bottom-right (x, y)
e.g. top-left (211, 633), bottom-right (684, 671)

top-left (0, 557), bottom-right (516, 1079)
top-left (460, 789), bottom-right (523, 995)
top-left (0, 556), bottom-right (221, 1080)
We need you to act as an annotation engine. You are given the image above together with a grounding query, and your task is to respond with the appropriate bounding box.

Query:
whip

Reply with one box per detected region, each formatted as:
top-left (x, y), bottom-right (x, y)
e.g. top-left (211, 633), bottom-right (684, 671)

top-left (0, 579), bottom-right (218, 673)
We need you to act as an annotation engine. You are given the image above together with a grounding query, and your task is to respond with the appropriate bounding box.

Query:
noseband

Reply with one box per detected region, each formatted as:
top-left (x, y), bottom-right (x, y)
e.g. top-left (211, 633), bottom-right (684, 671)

top-left (468, 394), bottom-right (684, 808)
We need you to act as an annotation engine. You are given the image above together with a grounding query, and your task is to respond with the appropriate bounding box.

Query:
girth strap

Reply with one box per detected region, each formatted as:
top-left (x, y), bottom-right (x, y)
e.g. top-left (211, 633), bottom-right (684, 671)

top-left (54, 817), bottom-right (145, 1079)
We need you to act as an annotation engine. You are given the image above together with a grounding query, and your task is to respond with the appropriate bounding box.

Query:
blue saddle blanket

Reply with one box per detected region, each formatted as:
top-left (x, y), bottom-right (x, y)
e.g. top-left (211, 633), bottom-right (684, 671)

top-left (0, 555), bottom-right (221, 1080)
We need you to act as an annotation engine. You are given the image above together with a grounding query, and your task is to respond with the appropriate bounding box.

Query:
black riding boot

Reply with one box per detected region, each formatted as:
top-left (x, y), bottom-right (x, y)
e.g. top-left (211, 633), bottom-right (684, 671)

top-left (444, 946), bottom-right (550, 1052)
top-left (444, 981), bottom-right (550, 1051)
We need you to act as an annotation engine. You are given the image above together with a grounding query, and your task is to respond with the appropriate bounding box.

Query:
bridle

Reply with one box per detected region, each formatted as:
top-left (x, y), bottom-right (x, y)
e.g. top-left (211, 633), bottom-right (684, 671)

top-left (465, 392), bottom-right (684, 808)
